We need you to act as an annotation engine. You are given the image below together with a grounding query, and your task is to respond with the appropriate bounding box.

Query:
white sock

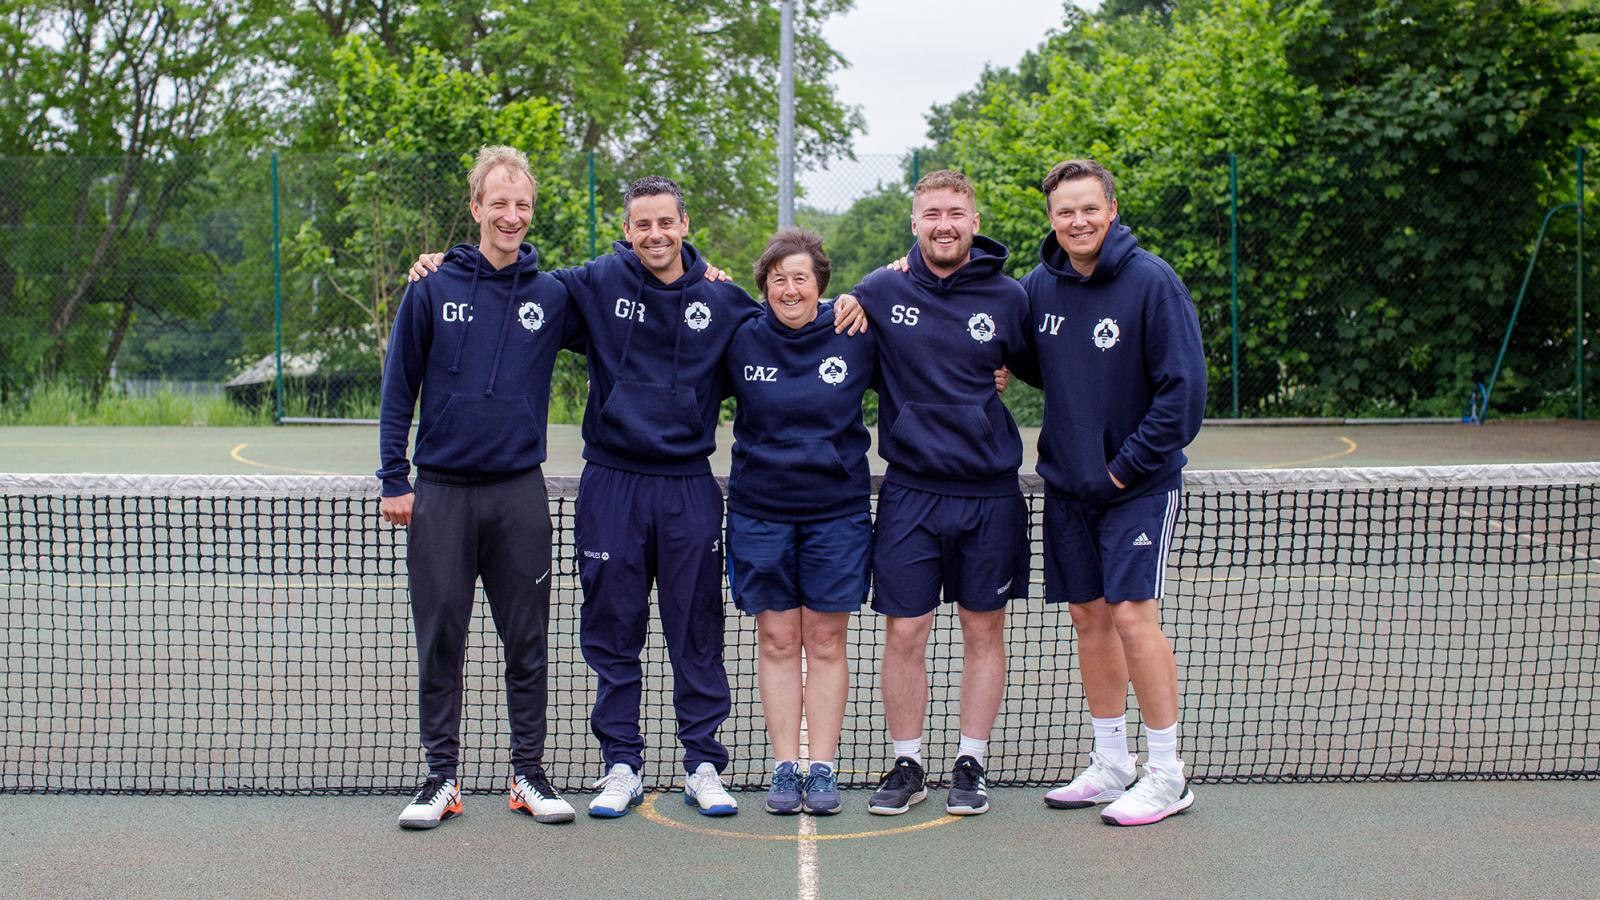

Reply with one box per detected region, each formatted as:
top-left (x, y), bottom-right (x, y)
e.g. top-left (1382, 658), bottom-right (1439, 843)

top-left (1092, 714), bottom-right (1129, 760)
top-left (957, 734), bottom-right (988, 765)
top-left (1145, 722), bottom-right (1180, 771)
top-left (775, 759), bottom-right (799, 773)
top-left (809, 760), bottom-right (835, 774)
top-left (892, 736), bottom-right (923, 766)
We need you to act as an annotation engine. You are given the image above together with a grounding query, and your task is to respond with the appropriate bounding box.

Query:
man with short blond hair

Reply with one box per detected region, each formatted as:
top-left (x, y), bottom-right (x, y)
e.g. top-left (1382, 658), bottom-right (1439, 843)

top-left (380, 145), bottom-right (583, 829)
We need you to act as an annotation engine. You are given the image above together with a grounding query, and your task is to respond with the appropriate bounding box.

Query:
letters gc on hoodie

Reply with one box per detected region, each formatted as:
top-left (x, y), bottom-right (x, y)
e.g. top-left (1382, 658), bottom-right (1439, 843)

top-left (1018, 218), bottom-right (1207, 506)
top-left (850, 234), bottom-right (1034, 497)
top-left (377, 242), bottom-right (583, 497)
top-left (554, 240), bottom-right (761, 476)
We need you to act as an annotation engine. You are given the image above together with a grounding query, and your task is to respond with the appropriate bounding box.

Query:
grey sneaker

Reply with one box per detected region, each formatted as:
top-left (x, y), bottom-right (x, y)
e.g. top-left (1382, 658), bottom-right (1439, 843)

top-left (801, 763), bottom-right (841, 816)
top-left (765, 761), bottom-right (802, 815)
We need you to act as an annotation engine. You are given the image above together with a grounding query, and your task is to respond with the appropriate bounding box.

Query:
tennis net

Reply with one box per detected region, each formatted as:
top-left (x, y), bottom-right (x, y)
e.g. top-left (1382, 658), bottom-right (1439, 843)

top-left (2, 465), bottom-right (1596, 794)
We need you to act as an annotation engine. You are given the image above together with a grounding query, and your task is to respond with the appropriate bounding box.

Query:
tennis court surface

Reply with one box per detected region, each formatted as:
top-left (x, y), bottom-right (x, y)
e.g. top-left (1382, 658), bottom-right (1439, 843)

top-left (2, 431), bottom-right (1597, 897)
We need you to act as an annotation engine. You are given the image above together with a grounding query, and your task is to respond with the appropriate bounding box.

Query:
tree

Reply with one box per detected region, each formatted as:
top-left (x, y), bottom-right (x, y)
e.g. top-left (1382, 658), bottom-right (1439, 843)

top-left (0, 1), bottom-right (273, 398)
top-left (920, 0), bottom-right (1600, 417)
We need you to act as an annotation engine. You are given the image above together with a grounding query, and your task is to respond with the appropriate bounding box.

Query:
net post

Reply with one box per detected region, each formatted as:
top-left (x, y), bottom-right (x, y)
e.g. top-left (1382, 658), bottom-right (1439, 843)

top-left (272, 151), bottom-right (284, 424)
top-left (1577, 146), bottom-right (1585, 419)
top-left (1230, 151), bottom-right (1240, 419)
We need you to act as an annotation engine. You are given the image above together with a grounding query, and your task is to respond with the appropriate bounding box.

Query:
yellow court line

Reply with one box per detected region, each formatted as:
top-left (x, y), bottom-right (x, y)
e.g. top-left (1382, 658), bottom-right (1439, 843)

top-left (1260, 436), bottom-right (1359, 469)
top-left (637, 792), bottom-right (961, 842)
top-left (229, 443), bottom-right (339, 476)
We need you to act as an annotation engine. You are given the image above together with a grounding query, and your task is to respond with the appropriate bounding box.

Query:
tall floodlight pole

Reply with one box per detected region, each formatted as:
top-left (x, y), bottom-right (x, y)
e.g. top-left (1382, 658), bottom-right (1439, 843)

top-left (778, 0), bottom-right (796, 228)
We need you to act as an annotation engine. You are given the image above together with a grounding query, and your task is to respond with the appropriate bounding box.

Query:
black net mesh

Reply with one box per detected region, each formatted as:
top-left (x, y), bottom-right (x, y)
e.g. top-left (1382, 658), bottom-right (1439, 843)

top-left (2, 468), bottom-right (1596, 794)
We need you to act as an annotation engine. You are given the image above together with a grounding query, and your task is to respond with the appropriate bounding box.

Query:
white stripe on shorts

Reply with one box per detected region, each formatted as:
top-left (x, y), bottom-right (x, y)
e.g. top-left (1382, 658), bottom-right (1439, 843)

top-left (1153, 488), bottom-right (1180, 599)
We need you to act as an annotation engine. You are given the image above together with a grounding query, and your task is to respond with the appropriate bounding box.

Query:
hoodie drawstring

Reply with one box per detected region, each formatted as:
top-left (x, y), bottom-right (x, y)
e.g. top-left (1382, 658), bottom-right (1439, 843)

top-left (482, 265), bottom-right (524, 397)
top-left (448, 263), bottom-right (483, 375)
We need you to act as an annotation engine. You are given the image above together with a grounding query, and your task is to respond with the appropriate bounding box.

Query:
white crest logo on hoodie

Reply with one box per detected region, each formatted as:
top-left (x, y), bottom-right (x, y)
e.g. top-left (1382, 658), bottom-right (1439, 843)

top-left (819, 356), bottom-right (848, 385)
top-left (967, 312), bottom-right (996, 343)
top-left (1093, 318), bottom-right (1120, 350)
top-left (518, 302), bottom-right (544, 332)
top-left (685, 301), bottom-right (712, 331)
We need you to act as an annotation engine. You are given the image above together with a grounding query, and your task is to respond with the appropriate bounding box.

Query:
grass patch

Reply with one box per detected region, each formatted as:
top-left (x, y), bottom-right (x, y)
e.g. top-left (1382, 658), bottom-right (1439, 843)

top-left (0, 382), bottom-right (274, 426)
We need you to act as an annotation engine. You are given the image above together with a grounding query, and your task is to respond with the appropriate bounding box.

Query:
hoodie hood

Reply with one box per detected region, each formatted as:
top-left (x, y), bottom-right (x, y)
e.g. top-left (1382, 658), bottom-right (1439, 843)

top-left (443, 240), bottom-right (543, 278)
top-left (908, 233), bottom-right (1011, 292)
top-left (1038, 217), bottom-right (1138, 283)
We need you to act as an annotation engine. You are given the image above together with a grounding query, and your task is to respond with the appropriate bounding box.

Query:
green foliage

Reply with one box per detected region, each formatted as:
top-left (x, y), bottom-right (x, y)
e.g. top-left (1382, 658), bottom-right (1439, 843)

top-left (927, 0), bottom-right (1599, 417)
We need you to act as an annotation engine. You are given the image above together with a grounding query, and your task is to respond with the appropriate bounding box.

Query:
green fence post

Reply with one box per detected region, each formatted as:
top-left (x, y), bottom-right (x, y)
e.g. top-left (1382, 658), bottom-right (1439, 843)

top-left (587, 149), bottom-right (597, 260)
top-left (272, 152), bottom-right (284, 423)
top-left (1230, 152), bottom-right (1240, 419)
top-left (1578, 146), bottom-right (1586, 420)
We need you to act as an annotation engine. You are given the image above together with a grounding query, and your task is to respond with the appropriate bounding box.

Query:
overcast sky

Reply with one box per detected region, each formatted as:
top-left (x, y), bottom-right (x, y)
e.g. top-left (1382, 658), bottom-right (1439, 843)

top-left (798, 0), bottom-right (1083, 207)
top-left (821, 0), bottom-right (1081, 155)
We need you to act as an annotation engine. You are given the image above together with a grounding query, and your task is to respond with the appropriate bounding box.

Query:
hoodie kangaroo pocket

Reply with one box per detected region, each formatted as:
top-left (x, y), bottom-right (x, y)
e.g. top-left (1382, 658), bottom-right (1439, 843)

top-left (738, 438), bottom-right (850, 496)
top-left (415, 394), bottom-right (543, 471)
top-left (598, 380), bottom-right (704, 455)
top-left (883, 401), bottom-right (997, 479)
top-left (1062, 419), bottom-right (1117, 502)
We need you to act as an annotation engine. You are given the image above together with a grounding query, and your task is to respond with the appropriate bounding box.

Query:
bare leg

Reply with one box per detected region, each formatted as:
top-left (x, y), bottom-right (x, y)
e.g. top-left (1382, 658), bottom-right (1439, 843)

top-left (756, 608), bottom-right (804, 762)
top-left (1110, 599), bottom-right (1179, 730)
top-left (1068, 599), bottom-right (1131, 718)
top-left (955, 606), bottom-right (1007, 740)
top-left (799, 609), bottom-right (850, 762)
top-left (881, 613), bottom-right (934, 742)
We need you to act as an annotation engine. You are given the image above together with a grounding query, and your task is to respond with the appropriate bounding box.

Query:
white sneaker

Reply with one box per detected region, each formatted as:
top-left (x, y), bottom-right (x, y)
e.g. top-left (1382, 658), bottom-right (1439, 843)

top-left (398, 774), bottom-right (461, 829)
top-left (683, 762), bottom-right (738, 816)
top-left (588, 763), bottom-right (644, 818)
top-left (510, 771), bottom-right (576, 824)
top-left (1044, 750), bottom-right (1138, 809)
top-left (1101, 762), bottom-right (1195, 826)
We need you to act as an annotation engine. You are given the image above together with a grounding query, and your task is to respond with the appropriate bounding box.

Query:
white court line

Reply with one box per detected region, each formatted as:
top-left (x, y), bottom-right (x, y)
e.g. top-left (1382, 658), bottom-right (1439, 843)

top-left (797, 655), bottom-right (819, 900)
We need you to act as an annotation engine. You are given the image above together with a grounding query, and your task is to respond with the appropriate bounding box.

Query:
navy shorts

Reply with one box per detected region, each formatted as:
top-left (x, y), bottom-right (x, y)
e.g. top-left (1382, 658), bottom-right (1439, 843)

top-left (1043, 487), bottom-right (1181, 604)
top-left (871, 483), bottom-right (1028, 617)
top-left (726, 511), bottom-right (872, 615)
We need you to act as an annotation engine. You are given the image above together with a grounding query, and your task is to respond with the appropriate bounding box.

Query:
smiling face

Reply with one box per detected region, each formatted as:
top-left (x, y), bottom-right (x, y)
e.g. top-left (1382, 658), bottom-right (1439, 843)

top-left (623, 192), bottom-right (690, 282)
top-left (1047, 176), bottom-right (1118, 276)
top-left (763, 252), bottom-right (821, 329)
top-left (911, 187), bottom-right (980, 277)
top-left (471, 165), bottom-right (535, 269)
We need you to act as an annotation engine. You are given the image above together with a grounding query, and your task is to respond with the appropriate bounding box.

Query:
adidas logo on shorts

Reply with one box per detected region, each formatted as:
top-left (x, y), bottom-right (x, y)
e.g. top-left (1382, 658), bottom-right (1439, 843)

top-left (1132, 532), bottom-right (1152, 547)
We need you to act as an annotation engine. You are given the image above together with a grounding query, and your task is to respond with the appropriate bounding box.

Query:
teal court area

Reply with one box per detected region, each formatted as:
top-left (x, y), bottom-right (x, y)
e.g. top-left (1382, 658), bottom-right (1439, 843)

top-left (3, 784), bottom-right (1598, 898)
top-left (3, 420), bottom-right (1597, 898)
top-left (3, 419), bottom-right (1598, 475)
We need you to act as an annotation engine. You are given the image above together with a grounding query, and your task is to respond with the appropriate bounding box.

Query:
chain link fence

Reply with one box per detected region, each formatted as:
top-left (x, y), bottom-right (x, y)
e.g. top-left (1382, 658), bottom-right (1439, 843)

top-left (0, 148), bottom-right (1590, 425)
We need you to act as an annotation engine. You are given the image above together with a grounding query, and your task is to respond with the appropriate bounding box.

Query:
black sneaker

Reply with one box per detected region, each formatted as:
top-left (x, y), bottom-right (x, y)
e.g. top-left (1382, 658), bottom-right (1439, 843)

top-left (946, 755), bottom-right (990, 815)
top-left (868, 756), bottom-right (927, 816)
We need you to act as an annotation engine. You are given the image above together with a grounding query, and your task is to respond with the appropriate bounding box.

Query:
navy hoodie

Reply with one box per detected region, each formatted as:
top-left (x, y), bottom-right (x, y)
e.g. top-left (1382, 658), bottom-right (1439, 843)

top-left (1018, 218), bottom-right (1207, 506)
top-left (554, 240), bottom-right (760, 475)
top-left (851, 234), bottom-right (1032, 497)
top-left (377, 242), bottom-right (581, 497)
top-left (723, 303), bottom-right (878, 522)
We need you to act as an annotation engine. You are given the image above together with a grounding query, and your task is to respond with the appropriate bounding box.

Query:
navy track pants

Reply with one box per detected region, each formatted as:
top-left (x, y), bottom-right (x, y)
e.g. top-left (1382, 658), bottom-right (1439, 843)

top-left (575, 463), bottom-right (730, 774)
